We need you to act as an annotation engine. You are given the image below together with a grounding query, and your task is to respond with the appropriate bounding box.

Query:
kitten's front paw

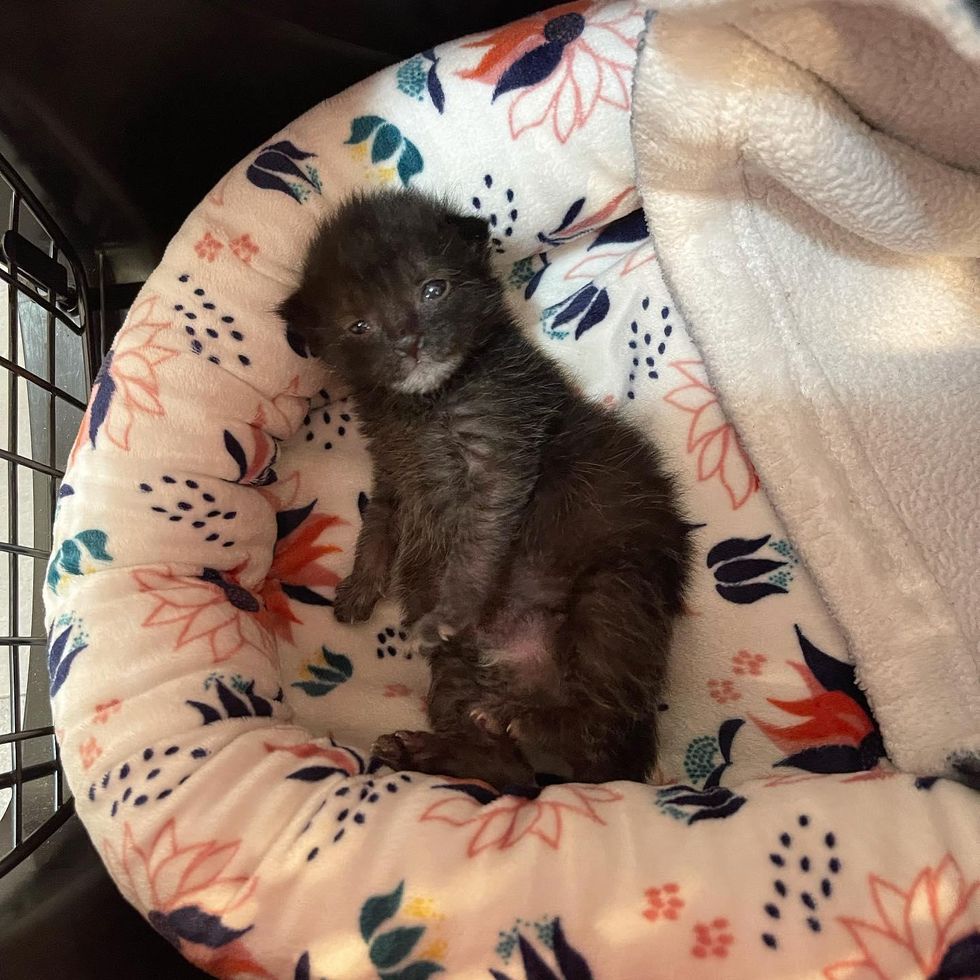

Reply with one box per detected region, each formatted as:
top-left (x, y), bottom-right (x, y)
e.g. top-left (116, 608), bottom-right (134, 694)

top-left (333, 577), bottom-right (380, 624)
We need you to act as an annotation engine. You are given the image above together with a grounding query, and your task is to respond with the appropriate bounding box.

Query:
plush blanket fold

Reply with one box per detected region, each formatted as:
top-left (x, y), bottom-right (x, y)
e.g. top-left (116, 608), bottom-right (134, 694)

top-left (632, 0), bottom-right (980, 777)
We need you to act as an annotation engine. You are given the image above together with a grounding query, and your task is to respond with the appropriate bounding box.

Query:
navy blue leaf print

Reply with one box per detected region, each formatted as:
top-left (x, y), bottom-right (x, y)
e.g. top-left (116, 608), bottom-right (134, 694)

top-left (47, 625), bottom-right (71, 676)
top-left (716, 582), bottom-right (788, 603)
top-left (372, 124), bottom-right (401, 163)
top-left (776, 738), bottom-right (882, 774)
top-left (252, 151), bottom-right (311, 183)
top-left (245, 165), bottom-right (298, 200)
top-left (281, 582), bottom-right (333, 606)
top-left (223, 430), bottom-right (247, 481)
top-left (518, 934), bottom-right (561, 980)
top-left (704, 718), bottom-right (744, 788)
top-left (286, 765), bottom-right (351, 782)
top-left (551, 919), bottom-right (593, 980)
top-left (243, 683), bottom-right (273, 717)
top-left (524, 254), bottom-right (550, 300)
top-left (556, 198), bottom-right (585, 233)
top-left (345, 115), bottom-right (384, 145)
top-left (357, 491), bottom-right (370, 516)
top-left (656, 783), bottom-right (748, 824)
top-left (717, 719), bottom-right (744, 762)
top-left (360, 881), bottom-right (403, 941)
top-left (264, 140), bottom-right (315, 161)
top-left (493, 41), bottom-right (565, 101)
top-left (294, 951), bottom-right (311, 980)
top-left (58, 483), bottom-right (75, 499)
top-left (187, 700), bottom-right (222, 725)
top-left (88, 351), bottom-right (116, 448)
top-left (152, 906), bottom-right (251, 948)
top-left (200, 568), bottom-right (260, 613)
top-left (426, 65), bottom-right (445, 113)
top-left (397, 139), bottom-right (424, 186)
top-left (589, 208), bottom-right (648, 250)
top-left (276, 500), bottom-right (316, 541)
top-left (796, 624), bottom-right (872, 717)
top-left (215, 680), bottom-right (250, 718)
top-left (552, 286), bottom-right (597, 330)
top-left (574, 288), bottom-right (610, 339)
top-left (430, 781), bottom-right (499, 806)
top-left (706, 534), bottom-right (772, 567)
top-left (714, 558), bottom-right (786, 583)
top-left (47, 622), bottom-right (87, 697)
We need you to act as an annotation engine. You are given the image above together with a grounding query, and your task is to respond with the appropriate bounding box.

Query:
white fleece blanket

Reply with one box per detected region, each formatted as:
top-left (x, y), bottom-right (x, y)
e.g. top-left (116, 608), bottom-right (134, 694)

top-left (43, 3), bottom-right (980, 978)
top-left (633, 0), bottom-right (980, 778)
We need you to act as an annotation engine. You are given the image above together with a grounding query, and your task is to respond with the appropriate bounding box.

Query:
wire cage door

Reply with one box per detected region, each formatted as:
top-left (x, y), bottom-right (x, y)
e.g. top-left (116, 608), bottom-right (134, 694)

top-left (0, 150), bottom-right (95, 877)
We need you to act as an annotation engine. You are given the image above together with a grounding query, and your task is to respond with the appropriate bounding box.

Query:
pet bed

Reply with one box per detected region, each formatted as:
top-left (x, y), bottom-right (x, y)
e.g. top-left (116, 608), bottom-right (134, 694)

top-left (46, 3), bottom-right (979, 977)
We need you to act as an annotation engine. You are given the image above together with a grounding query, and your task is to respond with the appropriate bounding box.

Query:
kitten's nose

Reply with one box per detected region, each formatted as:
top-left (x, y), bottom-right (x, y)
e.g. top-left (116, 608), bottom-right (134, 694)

top-left (395, 333), bottom-right (422, 360)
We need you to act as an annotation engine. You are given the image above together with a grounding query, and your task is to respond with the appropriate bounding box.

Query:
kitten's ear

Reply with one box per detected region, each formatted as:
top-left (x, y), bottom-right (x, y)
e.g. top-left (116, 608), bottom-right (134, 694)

top-left (276, 291), bottom-right (315, 331)
top-left (446, 212), bottom-right (490, 247)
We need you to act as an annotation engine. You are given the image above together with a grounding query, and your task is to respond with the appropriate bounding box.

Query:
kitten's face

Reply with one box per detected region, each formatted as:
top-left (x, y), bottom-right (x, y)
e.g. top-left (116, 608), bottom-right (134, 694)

top-left (280, 190), bottom-right (500, 395)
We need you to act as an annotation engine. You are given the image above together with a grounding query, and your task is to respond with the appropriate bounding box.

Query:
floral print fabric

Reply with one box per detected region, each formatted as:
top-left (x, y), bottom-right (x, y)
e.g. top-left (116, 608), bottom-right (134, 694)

top-left (46, 4), bottom-right (979, 977)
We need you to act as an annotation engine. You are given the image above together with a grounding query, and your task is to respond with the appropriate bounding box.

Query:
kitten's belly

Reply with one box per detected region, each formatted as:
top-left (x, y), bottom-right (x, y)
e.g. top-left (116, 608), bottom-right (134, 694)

top-left (477, 606), bottom-right (565, 690)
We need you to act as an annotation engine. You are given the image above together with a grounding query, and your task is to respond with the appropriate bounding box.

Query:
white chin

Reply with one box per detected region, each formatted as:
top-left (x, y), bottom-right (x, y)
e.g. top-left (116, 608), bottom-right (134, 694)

top-left (392, 355), bottom-right (462, 394)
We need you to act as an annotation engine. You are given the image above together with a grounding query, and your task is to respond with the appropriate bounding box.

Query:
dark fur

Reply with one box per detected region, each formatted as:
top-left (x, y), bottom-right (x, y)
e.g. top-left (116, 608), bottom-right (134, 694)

top-left (280, 188), bottom-right (692, 787)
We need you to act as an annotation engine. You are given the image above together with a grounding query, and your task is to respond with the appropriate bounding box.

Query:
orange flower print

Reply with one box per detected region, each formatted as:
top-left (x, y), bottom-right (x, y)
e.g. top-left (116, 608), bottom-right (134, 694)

top-left (733, 649), bottom-right (767, 677)
top-left (460, 2), bottom-right (644, 143)
top-left (421, 781), bottom-right (623, 857)
top-left (133, 565), bottom-right (275, 665)
top-left (71, 295), bottom-right (178, 463)
top-left (663, 360), bottom-right (759, 510)
top-left (92, 698), bottom-right (122, 724)
top-left (692, 918), bottom-right (735, 959)
top-left (707, 678), bottom-right (741, 705)
top-left (79, 736), bottom-right (103, 770)
top-left (229, 233), bottom-right (259, 264)
top-left (384, 683), bottom-right (411, 698)
top-left (824, 855), bottom-right (980, 980)
top-left (194, 231), bottom-right (224, 262)
top-left (103, 820), bottom-right (272, 978)
top-left (257, 501), bottom-right (344, 644)
top-left (644, 883), bottom-right (685, 922)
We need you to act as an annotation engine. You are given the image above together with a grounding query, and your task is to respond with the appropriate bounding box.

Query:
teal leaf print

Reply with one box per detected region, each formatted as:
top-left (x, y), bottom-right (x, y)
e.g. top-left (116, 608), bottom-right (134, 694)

top-left (75, 529), bottom-right (111, 561)
top-left (59, 539), bottom-right (83, 575)
top-left (370, 927), bottom-right (424, 970)
top-left (382, 963), bottom-right (444, 980)
top-left (360, 881), bottom-right (404, 941)
top-left (47, 529), bottom-right (114, 593)
top-left (372, 124), bottom-right (402, 163)
top-left (345, 116), bottom-right (424, 187)
top-left (346, 115), bottom-right (385, 145)
top-left (397, 140), bottom-right (424, 185)
top-left (292, 646), bottom-right (353, 697)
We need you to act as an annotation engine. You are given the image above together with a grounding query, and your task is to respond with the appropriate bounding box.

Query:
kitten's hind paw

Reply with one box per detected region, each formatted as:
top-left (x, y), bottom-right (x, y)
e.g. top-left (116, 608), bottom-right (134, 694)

top-left (333, 577), bottom-right (380, 624)
top-left (371, 729), bottom-right (535, 788)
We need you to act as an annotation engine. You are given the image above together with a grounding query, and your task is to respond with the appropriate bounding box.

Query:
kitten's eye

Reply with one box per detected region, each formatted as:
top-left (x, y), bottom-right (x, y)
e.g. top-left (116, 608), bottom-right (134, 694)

top-left (347, 320), bottom-right (371, 336)
top-left (421, 279), bottom-right (449, 302)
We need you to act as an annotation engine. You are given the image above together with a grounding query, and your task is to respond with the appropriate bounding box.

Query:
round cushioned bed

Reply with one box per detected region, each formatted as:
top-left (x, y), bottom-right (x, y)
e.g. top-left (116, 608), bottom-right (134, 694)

top-left (47, 3), bottom-right (979, 978)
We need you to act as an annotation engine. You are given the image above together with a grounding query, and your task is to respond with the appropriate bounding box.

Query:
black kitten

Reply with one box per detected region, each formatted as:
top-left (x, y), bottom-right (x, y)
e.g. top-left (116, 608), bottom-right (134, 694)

top-left (280, 188), bottom-right (691, 787)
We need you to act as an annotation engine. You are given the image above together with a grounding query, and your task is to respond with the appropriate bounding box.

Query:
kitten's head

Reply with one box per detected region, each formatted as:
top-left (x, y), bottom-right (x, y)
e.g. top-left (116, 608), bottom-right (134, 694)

top-left (279, 189), bottom-right (501, 395)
